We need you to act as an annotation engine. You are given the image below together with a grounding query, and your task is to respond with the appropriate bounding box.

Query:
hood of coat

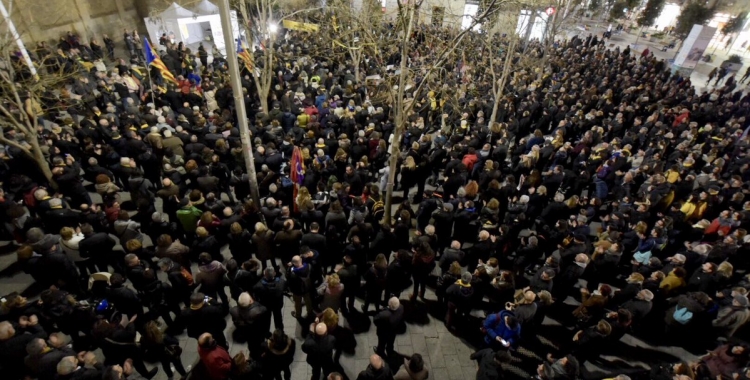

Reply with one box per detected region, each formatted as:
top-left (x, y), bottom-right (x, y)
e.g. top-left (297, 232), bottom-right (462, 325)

top-left (200, 260), bottom-right (223, 273)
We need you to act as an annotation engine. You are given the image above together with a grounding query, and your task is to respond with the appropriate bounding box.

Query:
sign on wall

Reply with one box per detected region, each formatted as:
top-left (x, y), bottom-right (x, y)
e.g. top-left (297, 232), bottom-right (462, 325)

top-left (674, 24), bottom-right (717, 70)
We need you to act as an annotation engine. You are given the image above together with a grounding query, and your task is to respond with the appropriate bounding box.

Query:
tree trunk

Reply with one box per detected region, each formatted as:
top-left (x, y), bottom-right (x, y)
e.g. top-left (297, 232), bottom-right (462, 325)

top-left (383, 2), bottom-right (416, 225)
top-left (353, 50), bottom-right (361, 84)
top-left (30, 134), bottom-right (56, 189)
top-left (489, 38), bottom-right (517, 126)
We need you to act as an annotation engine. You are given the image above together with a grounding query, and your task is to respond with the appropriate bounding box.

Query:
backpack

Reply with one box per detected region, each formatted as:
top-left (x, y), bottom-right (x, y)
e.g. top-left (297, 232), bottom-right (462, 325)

top-left (180, 267), bottom-right (194, 286)
top-left (673, 307), bottom-right (693, 325)
top-left (23, 186), bottom-right (40, 208)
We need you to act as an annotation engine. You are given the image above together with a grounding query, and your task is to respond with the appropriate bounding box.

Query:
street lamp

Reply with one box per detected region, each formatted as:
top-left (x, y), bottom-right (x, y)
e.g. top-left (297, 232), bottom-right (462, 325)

top-left (269, 23), bottom-right (279, 33)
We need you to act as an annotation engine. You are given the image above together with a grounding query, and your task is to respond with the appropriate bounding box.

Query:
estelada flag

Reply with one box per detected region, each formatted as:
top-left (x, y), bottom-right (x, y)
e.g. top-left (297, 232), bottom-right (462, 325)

top-left (144, 37), bottom-right (178, 85)
top-left (236, 38), bottom-right (254, 73)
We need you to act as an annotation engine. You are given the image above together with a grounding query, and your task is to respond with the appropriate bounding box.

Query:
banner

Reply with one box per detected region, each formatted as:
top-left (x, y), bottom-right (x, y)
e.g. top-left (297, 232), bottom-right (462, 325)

top-left (282, 20), bottom-right (319, 32)
top-left (674, 25), bottom-right (717, 70)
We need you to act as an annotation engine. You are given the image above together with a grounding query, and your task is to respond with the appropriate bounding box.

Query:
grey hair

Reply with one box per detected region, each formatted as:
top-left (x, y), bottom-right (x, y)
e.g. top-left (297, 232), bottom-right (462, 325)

top-left (57, 356), bottom-right (78, 376)
top-left (26, 338), bottom-right (46, 355)
top-left (26, 228), bottom-right (44, 244)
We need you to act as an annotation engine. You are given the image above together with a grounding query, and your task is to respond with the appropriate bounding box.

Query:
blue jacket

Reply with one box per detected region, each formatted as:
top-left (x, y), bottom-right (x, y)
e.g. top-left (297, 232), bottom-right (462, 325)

top-left (483, 310), bottom-right (521, 347)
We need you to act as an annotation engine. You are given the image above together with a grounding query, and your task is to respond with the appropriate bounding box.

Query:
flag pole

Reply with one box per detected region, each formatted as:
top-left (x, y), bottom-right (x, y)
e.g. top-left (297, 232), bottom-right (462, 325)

top-left (218, 0), bottom-right (261, 206)
top-left (142, 38), bottom-right (157, 109)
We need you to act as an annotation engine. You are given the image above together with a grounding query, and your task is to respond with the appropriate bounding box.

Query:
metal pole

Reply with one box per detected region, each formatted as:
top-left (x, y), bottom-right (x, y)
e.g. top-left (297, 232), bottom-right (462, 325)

top-left (0, 0), bottom-right (37, 77)
top-left (218, 0), bottom-right (261, 206)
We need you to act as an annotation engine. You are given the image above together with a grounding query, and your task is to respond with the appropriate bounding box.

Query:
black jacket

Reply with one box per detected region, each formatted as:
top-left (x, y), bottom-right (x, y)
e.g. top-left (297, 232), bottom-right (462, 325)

top-left (230, 303), bottom-right (269, 340)
top-left (0, 325), bottom-right (46, 379)
top-left (356, 363), bottom-right (394, 380)
top-left (179, 302), bottom-right (227, 339)
top-left (470, 348), bottom-right (503, 380)
top-left (374, 305), bottom-right (405, 337)
top-left (254, 276), bottom-right (287, 309)
top-left (78, 232), bottom-right (116, 260)
top-left (301, 334), bottom-right (336, 365)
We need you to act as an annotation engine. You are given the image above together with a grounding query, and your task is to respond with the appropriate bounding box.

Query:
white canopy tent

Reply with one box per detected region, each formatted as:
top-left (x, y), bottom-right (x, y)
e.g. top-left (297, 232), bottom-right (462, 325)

top-left (143, 2), bottom-right (240, 55)
top-left (191, 0), bottom-right (220, 15)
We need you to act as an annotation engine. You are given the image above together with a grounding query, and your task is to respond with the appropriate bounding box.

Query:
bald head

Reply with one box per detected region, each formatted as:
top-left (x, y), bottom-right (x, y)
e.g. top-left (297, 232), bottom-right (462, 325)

top-left (162, 178), bottom-right (172, 187)
top-left (315, 322), bottom-right (327, 336)
top-left (197, 333), bottom-right (214, 348)
top-left (388, 297), bottom-right (400, 310)
top-left (0, 321), bottom-right (15, 340)
top-left (369, 354), bottom-right (384, 369)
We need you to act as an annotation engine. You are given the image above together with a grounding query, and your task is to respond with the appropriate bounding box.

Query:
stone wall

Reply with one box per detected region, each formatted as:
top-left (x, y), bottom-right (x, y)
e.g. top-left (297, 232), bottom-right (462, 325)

top-left (10, 0), bottom-right (145, 47)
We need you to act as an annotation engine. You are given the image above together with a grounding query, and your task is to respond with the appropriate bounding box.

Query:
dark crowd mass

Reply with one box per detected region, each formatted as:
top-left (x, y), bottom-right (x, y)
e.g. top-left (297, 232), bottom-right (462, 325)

top-left (2, 22), bottom-right (750, 380)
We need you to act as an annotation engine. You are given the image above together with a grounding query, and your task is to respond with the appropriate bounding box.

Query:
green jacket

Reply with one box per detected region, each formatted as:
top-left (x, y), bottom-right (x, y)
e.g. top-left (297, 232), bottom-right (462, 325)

top-left (176, 206), bottom-right (202, 233)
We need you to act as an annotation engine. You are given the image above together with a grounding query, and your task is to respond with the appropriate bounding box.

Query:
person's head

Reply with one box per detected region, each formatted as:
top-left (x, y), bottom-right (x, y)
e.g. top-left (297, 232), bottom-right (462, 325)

top-left (197, 333), bottom-right (217, 349)
top-left (0, 321), bottom-right (15, 340)
top-left (190, 293), bottom-right (206, 309)
top-left (369, 354), bottom-right (384, 370)
top-left (124, 253), bottom-right (139, 267)
top-left (315, 322), bottom-right (327, 336)
top-left (270, 329), bottom-right (289, 350)
top-left (374, 253), bottom-right (388, 268)
top-left (407, 353), bottom-right (424, 373)
top-left (596, 320), bottom-right (612, 336)
top-left (264, 267), bottom-right (276, 279)
top-left (291, 255), bottom-right (303, 267)
top-left (504, 315), bottom-right (519, 330)
top-left (388, 297), bottom-right (400, 310)
top-left (26, 337), bottom-right (48, 356)
top-left (238, 292), bottom-right (253, 307)
top-left (57, 356), bottom-right (79, 376)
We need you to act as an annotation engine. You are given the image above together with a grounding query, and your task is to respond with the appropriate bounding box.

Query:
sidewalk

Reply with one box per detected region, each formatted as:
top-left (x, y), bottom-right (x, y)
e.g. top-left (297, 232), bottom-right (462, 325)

top-left (565, 18), bottom-right (750, 93)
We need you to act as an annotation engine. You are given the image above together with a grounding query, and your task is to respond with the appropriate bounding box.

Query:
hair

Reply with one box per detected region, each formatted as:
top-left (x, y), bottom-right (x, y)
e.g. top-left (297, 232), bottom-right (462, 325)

top-left (157, 234), bottom-right (173, 248)
top-left (327, 273), bottom-right (341, 287)
top-left (374, 253), bottom-right (388, 269)
top-left (125, 239), bottom-right (142, 252)
top-left (255, 222), bottom-right (268, 234)
top-left (95, 174), bottom-right (111, 184)
top-left (486, 198), bottom-right (500, 211)
top-left (143, 320), bottom-right (164, 345)
top-left (449, 261), bottom-right (462, 276)
top-left (60, 227), bottom-right (75, 241)
top-left (230, 222), bottom-right (243, 235)
top-left (537, 290), bottom-right (553, 305)
top-left (717, 261), bottom-right (734, 278)
top-left (404, 156), bottom-right (416, 170)
top-left (270, 329), bottom-right (290, 351)
top-left (320, 307), bottom-right (339, 330)
top-left (596, 320), bottom-right (612, 335)
top-left (408, 353), bottom-right (425, 373)
top-left (464, 181), bottom-right (479, 198)
top-left (200, 211), bottom-right (215, 226)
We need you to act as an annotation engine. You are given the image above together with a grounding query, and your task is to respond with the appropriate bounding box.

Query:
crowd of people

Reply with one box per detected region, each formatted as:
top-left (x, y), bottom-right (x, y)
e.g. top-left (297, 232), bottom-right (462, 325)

top-left (1, 17), bottom-right (750, 380)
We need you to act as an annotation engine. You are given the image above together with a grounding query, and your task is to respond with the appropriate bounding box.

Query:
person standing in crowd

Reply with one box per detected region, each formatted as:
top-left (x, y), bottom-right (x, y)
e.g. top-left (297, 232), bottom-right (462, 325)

top-left (373, 297), bottom-right (405, 358)
top-left (302, 322), bottom-right (336, 380)
top-left (197, 333), bottom-right (232, 380)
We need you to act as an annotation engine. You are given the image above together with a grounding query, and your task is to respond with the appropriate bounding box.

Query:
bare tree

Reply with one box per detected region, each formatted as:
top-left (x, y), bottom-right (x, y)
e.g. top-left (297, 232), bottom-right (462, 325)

top-left (370, 0), bottom-right (515, 223)
top-left (0, 34), bottom-right (68, 187)
top-left (237, 0), bottom-right (321, 114)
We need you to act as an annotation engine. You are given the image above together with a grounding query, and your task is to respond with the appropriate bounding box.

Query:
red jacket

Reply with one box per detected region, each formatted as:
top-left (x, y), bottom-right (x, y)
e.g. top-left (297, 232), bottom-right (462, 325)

top-left (462, 154), bottom-right (478, 172)
top-left (199, 345), bottom-right (232, 380)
